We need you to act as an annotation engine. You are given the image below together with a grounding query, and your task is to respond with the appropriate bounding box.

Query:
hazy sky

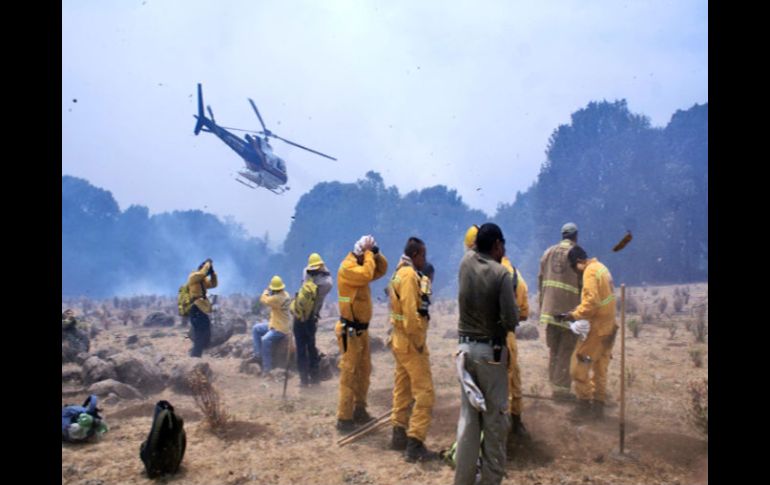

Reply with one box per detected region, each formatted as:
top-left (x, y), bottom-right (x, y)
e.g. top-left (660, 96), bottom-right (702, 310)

top-left (62, 0), bottom-right (707, 248)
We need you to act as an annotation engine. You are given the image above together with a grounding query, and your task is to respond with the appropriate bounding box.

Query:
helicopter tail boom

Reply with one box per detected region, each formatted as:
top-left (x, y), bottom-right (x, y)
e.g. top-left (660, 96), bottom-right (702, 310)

top-left (194, 83), bottom-right (206, 135)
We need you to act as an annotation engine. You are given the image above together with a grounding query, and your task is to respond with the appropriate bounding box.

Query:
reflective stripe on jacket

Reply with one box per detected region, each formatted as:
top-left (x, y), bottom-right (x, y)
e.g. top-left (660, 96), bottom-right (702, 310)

top-left (337, 251), bottom-right (388, 323)
top-left (571, 258), bottom-right (617, 336)
top-left (389, 261), bottom-right (428, 353)
top-left (538, 239), bottom-right (580, 328)
top-left (188, 263), bottom-right (218, 314)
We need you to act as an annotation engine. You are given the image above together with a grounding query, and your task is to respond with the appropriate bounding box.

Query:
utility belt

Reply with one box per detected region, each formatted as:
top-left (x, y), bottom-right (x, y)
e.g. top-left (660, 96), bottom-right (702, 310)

top-left (458, 333), bottom-right (505, 362)
top-left (340, 318), bottom-right (369, 352)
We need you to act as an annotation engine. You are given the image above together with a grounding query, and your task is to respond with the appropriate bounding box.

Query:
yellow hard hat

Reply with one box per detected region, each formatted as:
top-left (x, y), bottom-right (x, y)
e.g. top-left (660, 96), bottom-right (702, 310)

top-left (464, 224), bottom-right (479, 249)
top-left (307, 253), bottom-right (324, 269)
top-left (269, 275), bottom-right (285, 291)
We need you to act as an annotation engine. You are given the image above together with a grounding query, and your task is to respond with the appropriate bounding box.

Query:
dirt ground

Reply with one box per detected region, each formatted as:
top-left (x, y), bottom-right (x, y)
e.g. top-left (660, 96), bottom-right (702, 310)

top-left (62, 283), bottom-right (708, 485)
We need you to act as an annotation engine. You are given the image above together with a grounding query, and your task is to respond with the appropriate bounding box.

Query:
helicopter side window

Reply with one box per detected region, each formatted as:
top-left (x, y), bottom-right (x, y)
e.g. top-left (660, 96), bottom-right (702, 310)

top-left (276, 159), bottom-right (286, 173)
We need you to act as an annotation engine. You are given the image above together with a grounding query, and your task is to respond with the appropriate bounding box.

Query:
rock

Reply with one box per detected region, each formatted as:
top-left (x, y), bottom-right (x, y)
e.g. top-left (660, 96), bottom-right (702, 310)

top-left (239, 360), bottom-right (261, 376)
top-left (62, 363), bottom-right (82, 384)
top-left (229, 316), bottom-right (248, 334)
top-left (149, 330), bottom-right (167, 338)
top-left (104, 392), bottom-right (120, 405)
top-left (62, 327), bottom-right (90, 363)
top-left (89, 326), bottom-right (100, 339)
top-left (82, 356), bottom-right (118, 385)
top-left (209, 342), bottom-right (233, 358)
top-left (369, 336), bottom-right (386, 353)
top-left (515, 323), bottom-right (539, 340)
top-left (95, 347), bottom-right (120, 360)
top-left (75, 352), bottom-right (90, 365)
top-left (126, 335), bottom-right (139, 345)
top-left (208, 319), bottom-right (234, 347)
top-left (142, 312), bottom-right (175, 327)
top-left (318, 352), bottom-right (338, 381)
top-left (170, 360), bottom-right (214, 394)
top-left (87, 379), bottom-right (143, 399)
top-left (109, 351), bottom-right (166, 394)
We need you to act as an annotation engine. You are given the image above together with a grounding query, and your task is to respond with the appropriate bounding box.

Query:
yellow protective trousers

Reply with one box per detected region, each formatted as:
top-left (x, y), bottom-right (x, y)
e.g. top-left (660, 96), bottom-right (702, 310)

top-left (506, 332), bottom-right (522, 416)
top-left (335, 321), bottom-right (371, 420)
top-left (569, 327), bottom-right (617, 402)
top-left (391, 347), bottom-right (434, 442)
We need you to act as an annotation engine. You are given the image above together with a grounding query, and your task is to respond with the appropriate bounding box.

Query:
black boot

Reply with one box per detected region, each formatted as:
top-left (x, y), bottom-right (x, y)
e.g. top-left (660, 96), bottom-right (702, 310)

top-left (591, 401), bottom-right (605, 420)
top-left (511, 414), bottom-right (531, 440)
top-left (405, 437), bottom-right (439, 463)
top-left (353, 405), bottom-right (374, 425)
top-left (336, 419), bottom-right (356, 433)
top-left (391, 426), bottom-right (408, 451)
top-left (567, 399), bottom-right (592, 422)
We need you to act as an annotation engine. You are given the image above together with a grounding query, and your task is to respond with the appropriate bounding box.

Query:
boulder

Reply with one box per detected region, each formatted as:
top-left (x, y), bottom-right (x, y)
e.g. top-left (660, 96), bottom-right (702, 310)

top-left (82, 356), bottom-right (118, 385)
top-left (95, 347), bottom-right (120, 360)
top-left (75, 352), bottom-right (90, 365)
top-left (229, 316), bottom-right (249, 334)
top-left (142, 312), bottom-right (175, 328)
top-left (62, 363), bottom-right (82, 384)
top-left (515, 323), bottom-right (539, 341)
top-left (208, 319), bottom-right (234, 347)
top-left (62, 327), bottom-right (90, 363)
top-left (239, 360), bottom-right (261, 376)
top-left (369, 335), bottom-right (387, 353)
top-left (126, 335), bottom-right (139, 345)
top-left (317, 352), bottom-right (338, 381)
top-left (87, 379), bottom-right (143, 400)
top-left (109, 351), bottom-right (166, 394)
top-left (170, 360), bottom-right (214, 395)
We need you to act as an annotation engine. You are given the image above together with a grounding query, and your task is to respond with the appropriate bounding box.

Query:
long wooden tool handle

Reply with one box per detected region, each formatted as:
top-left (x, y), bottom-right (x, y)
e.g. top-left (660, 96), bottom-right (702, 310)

top-left (338, 418), bottom-right (391, 447)
top-left (335, 408), bottom-right (393, 445)
top-left (619, 284), bottom-right (626, 453)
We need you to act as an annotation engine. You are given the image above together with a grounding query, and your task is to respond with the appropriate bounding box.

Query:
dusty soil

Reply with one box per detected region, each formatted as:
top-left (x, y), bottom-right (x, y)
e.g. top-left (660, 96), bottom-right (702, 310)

top-left (62, 283), bottom-right (708, 484)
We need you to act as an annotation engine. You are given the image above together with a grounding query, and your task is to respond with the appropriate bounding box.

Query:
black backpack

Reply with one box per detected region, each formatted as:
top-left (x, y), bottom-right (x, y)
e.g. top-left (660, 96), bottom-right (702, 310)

top-left (140, 400), bottom-right (186, 478)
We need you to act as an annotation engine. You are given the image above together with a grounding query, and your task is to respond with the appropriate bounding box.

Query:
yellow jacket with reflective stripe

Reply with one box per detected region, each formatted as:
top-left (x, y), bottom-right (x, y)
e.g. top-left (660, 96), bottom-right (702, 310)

top-left (538, 239), bottom-right (581, 328)
top-left (337, 251), bottom-right (388, 323)
top-left (501, 256), bottom-right (529, 321)
top-left (260, 289), bottom-right (292, 334)
top-left (571, 258), bottom-right (617, 336)
top-left (389, 262), bottom-right (428, 352)
top-left (187, 262), bottom-right (218, 314)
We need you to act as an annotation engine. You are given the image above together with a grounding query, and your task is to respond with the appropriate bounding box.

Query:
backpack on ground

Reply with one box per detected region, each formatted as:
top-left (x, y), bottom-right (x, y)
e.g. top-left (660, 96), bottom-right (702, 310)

top-left (177, 284), bottom-right (192, 316)
top-left (140, 400), bottom-right (187, 478)
top-left (289, 279), bottom-right (318, 322)
top-left (62, 394), bottom-right (105, 442)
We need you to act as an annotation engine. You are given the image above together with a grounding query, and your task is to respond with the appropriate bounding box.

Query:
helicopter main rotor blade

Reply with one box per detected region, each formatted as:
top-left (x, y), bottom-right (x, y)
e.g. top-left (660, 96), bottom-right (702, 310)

top-left (269, 134), bottom-right (337, 161)
top-left (219, 125), bottom-right (263, 134)
top-left (248, 98), bottom-right (268, 133)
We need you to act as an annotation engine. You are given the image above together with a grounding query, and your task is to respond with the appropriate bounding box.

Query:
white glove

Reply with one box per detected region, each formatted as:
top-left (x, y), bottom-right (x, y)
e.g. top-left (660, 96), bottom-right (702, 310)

top-left (570, 320), bottom-right (591, 340)
top-left (362, 235), bottom-right (375, 250)
top-left (353, 235), bottom-right (375, 256)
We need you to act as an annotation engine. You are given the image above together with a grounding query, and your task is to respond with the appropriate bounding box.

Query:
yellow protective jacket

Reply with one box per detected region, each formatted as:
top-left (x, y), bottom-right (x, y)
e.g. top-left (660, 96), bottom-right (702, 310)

top-left (538, 239), bottom-right (581, 328)
top-left (571, 258), bottom-right (617, 337)
top-left (260, 289), bottom-right (292, 334)
top-left (188, 262), bottom-right (218, 314)
top-left (337, 251), bottom-right (388, 323)
top-left (389, 261), bottom-right (429, 353)
top-left (501, 256), bottom-right (529, 321)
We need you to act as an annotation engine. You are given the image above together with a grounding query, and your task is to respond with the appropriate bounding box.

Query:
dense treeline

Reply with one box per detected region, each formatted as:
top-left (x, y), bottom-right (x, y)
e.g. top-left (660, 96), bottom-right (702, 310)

top-left (62, 99), bottom-right (707, 298)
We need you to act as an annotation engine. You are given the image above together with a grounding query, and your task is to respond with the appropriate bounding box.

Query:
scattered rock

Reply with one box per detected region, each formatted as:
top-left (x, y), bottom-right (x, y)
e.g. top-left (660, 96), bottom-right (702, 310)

top-left (318, 352), bottom-right (338, 381)
top-left (369, 336), bottom-right (386, 353)
top-left (62, 326), bottom-right (90, 363)
top-left (515, 323), bottom-right (539, 340)
top-left (239, 360), bottom-right (261, 376)
top-left (142, 312), bottom-right (175, 327)
top-left (209, 341), bottom-right (233, 358)
top-left (594, 453), bottom-right (605, 463)
top-left (209, 319), bottom-right (234, 347)
top-left (126, 335), bottom-right (139, 345)
top-left (149, 330), bottom-right (167, 338)
top-left (104, 392), bottom-right (120, 405)
top-left (170, 360), bottom-right (214, 394)
top-left (87, 379), bottom-right (143, 400)
top-left (95, 347), bottom-right (120, 360)
top-left (75, 352), bottom-right (90, 365)
top-left (229, 316), bottom-right (248, 334)
top-left (82, 356), bottom-right (118, 385)
top-left (62, 363), bottom-right (83, 384)
top-left (109, 351), bottom-right (166, 394)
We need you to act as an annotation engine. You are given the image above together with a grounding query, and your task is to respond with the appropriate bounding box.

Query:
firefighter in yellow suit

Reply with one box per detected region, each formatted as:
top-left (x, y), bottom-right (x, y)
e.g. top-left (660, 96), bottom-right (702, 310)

top-left (561, 245), bottom-right (618, 421)
top-left (389, 237), bottom-right (439, 462)
top-left (335, 235), bottom-right (388, 433)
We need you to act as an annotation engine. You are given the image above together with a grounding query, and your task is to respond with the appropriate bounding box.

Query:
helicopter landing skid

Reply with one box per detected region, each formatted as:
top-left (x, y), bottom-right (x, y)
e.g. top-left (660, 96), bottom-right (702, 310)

top-left (235, 177), bottom-right (257, 189)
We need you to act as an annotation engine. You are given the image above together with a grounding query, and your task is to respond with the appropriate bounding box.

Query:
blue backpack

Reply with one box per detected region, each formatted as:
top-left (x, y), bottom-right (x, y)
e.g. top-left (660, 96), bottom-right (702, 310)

top-left (62, 394), bottom-right (103, 442)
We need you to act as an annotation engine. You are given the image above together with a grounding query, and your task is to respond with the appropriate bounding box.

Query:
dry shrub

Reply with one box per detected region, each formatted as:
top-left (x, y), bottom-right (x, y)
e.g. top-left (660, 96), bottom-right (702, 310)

top-left (625, 295), bottom-right (639, 314)
top-left (673, 295), bottom-right (684, 313)
top-left (641, 306), bottom-right (655, 325)
top-left (651, 288), bottom-right (659, 296)
top-left (692, 305), bottom-right (707, 343)
top-left (685, 378), bottom-right (708, 439)
top-left (625, 366), bottom-right (636, 388)
top-left (667, 321), bottom-right (678, 340)
top-left (188, 368), bottom-right (230, 432)
top-left (658, 296), bottom-right (668, 314)
top-left (627, 318), bottom-right (641, 338)
top-left (689, 346), bottom-right (704, 368)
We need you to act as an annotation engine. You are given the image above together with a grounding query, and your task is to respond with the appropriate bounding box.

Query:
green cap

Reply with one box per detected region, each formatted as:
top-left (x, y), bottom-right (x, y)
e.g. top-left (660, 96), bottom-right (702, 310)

top-left (561, 222), bottom-right (578, 236)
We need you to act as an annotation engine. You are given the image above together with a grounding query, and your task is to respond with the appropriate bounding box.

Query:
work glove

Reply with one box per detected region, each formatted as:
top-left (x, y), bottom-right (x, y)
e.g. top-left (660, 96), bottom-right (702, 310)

top-left (353, 235), bottom-right (374, 256)
top-left (569, 320), bottom-right (591, 340)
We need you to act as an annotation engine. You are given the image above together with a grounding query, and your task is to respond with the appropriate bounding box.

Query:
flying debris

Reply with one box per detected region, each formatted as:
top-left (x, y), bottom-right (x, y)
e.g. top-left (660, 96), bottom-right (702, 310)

top-left (612, 231), bottom-right (633, 252)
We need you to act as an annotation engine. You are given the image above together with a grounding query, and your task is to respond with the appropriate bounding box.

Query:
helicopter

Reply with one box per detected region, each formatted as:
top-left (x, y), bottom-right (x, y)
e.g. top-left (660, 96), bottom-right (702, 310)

top-left (192, 83), bottom-right (336, 194)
